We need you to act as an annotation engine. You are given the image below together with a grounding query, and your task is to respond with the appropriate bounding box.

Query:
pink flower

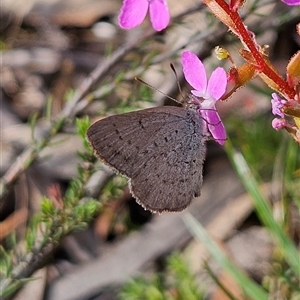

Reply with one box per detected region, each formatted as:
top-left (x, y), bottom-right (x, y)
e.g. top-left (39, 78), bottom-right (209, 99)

top-left (281, 0), bottom-right (300, 5)
top-left (181, 51), bottom-right (227, 145)
top-left (272, 118), bottom-right (286, 130)
top-left (119, 0), bottom-right (170, 32)
top-left (271, 93), bottom-right (286, 118)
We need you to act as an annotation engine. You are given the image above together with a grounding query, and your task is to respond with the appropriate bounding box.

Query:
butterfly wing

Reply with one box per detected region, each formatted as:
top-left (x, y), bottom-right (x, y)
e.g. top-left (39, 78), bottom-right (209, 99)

top-left (86, 106), bottom-right (206, 213)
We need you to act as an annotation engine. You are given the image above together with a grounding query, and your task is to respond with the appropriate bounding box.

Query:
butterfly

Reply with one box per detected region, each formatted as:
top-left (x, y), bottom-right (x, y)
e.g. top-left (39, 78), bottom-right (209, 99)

top-left (87, 105), bottom-right (207, 213)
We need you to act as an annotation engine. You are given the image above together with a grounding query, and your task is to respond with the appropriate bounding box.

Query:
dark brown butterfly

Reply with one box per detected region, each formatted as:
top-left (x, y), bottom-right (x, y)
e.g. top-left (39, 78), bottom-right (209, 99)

top-left (86, 105), bottom-right (206, 213)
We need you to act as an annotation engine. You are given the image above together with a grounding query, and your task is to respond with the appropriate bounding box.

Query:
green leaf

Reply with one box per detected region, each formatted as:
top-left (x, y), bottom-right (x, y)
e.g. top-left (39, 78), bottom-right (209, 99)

top-left (225, 141), bottom-right (300, 278)
top-left (76, 117), bottom-right (90, 139)
top-left (183, 213), bottom-right (269, 300)
top-left (41, 197), bottom-right (55, 216)
top-left (25, 228), bottom-right (36, 251)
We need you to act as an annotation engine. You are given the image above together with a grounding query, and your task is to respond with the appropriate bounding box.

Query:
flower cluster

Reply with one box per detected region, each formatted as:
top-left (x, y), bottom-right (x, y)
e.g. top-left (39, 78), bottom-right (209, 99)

top-left (271, 90), bottom-right (300, 141)
top-left (271, 93), bottom-right (287, 130)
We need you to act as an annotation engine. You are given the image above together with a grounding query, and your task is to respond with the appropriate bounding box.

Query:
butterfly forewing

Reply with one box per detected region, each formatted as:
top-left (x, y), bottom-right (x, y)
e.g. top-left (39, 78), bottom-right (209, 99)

top-left (87, 106), bottom-right (206, 213)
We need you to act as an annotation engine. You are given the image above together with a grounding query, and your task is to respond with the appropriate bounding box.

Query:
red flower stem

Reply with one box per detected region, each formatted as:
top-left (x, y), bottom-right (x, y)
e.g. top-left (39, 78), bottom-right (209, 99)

top-left (205, 0), bottom-right (295, 99)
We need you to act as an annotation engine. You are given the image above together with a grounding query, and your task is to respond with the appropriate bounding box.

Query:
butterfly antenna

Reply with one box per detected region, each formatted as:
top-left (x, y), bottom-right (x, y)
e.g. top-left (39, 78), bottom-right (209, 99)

top-left (135, 77), bottom-right (182, 105)
top-left (169, 63), bottom-right (185, 101)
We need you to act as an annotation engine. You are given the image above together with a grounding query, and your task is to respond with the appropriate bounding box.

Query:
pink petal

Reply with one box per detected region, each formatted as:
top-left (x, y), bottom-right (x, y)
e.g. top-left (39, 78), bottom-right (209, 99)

top-left (203, 109), bottom-right (226, 145)
top-left (181, 51), bottom-right (207, 93)
top-left (272, 118), bottom-right (286, 130)
top-left (149, 0), bottom-right (170, 31)
top-left (281, 0), bottom-right (300, 5)
top-left (119, 0), bottom-right (149, 29)
top-left (206, 67), bottom-right (227, 100)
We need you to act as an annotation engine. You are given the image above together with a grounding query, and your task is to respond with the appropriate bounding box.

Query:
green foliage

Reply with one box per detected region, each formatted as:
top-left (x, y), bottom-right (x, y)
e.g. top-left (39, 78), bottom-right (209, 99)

top-left (222, 129), bottom-right (300, 298)
top-left (119, 253), bottom-right (204, 300)
top-left (41, 197), bottom-right (56, 216)
top-left (76, 117), bottom-right (92, 152)
top-left (114, 70), bottom-right (127, 83)
top-left (0, 115), bottom-right (102, 299)
top-left (184, 213), bottom-right (269, 300)
top-left (262, 259), bottom-right (300, 299)
top-left (181, 109), bottom-right (300, 300)
top-left (226, 113), bottom-right (287, 179)
top-left (28, 111), bottom-right (39, 142)
top-left (282, 140), bottom-right (300, 210)
top-left (101, 175), bottom-right (128, 203)
top-left (165, 253), bottom-right (203, 300)
top-left (0, 246), bottom-right (13, 278)
top-left (65, 88), bottom-right (75, 103)
top-left (226, 141), bottom-right (299, 274)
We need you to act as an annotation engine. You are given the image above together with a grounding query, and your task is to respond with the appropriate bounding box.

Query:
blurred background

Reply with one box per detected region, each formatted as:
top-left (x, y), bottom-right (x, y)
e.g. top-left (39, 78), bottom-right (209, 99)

top-left (1, 0), bottom-right (300, 299)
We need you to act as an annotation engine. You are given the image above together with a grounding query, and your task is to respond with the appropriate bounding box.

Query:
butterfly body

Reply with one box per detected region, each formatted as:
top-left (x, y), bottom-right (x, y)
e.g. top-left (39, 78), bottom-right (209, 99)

top-left (87, 106), bottom-right (207, 213)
